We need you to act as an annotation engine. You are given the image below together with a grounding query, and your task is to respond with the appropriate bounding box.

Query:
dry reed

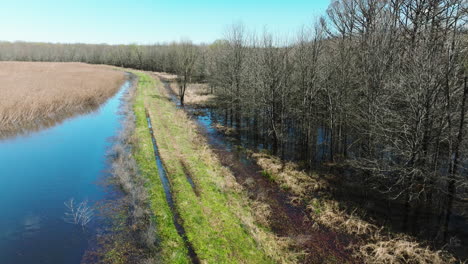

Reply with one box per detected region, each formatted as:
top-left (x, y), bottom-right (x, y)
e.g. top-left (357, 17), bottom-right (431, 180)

top-left (0, 62), bottom-right (125, 136)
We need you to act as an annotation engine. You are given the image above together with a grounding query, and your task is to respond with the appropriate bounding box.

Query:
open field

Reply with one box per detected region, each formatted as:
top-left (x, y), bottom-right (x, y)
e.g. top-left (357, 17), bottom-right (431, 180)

top-left (0, 62), bottom-right (125, 136)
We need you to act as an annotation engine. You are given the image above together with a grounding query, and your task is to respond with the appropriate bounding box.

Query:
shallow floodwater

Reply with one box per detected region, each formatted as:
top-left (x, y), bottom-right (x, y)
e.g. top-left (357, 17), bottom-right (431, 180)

top-left (190, 106), bottom-right (468, 259)
top-left (0, 79), bottom-right (131, 263)
top-left (173, 98), bottom-right (468, 260)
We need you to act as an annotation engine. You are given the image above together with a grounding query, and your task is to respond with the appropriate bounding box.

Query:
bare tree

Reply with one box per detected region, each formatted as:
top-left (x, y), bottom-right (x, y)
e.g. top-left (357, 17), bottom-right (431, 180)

top-left (174, 40), bottom-right (199, 106)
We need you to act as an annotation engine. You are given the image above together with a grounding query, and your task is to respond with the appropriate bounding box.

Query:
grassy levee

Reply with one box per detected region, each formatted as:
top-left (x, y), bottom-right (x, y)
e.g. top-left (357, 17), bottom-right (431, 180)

top-left (133, 72), bottom-right (190, 263)
top-left (133, 71), bottom-right (285, 263)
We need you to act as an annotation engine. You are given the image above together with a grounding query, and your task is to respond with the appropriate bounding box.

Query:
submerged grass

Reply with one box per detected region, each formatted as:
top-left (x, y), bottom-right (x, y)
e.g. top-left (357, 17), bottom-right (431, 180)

top-left (133, 71), bottom-right (296, 263)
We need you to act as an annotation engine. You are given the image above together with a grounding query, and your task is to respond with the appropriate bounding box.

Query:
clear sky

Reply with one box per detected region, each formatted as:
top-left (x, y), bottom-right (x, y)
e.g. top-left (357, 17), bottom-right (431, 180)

top-left (0, 0), bottom-right (331, 44)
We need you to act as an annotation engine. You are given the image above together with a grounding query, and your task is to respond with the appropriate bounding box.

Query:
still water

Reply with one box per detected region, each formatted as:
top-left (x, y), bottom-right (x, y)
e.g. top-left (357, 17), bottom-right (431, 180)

top-left (0, 79), bottom-right (131, 263)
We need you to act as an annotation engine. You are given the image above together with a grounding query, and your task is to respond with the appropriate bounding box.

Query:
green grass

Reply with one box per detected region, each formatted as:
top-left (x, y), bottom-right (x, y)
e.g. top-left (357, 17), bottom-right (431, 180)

top-left (133, 71), bottom-right (275, 263)
top-left (261, 170), bottom-right (276, 182)
top-left (133, 72), bottom-right (190, 263)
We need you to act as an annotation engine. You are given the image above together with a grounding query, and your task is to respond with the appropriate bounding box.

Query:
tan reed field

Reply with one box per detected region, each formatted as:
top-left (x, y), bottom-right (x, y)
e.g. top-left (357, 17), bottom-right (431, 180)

top-left (0, 62), bottom-right (125, 135)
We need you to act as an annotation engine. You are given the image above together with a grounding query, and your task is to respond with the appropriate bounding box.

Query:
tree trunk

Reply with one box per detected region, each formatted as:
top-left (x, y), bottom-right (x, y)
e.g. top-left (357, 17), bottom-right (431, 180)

top-left (444, 76), bottom-right (467, 241)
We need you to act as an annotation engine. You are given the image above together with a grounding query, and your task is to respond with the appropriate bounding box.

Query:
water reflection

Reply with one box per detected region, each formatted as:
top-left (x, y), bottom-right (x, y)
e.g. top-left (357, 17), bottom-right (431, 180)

top-left (0, 79), bottom-right (131, 263)
top-left (0, 104), bottom-right (105, 140)
top-left (22, 214), bottom-right (42, 235)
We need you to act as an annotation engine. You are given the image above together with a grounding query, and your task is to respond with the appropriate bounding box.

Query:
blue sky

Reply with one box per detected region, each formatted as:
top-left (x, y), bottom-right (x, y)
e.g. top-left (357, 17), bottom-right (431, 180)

top-left (0, 0), bottom-right (331, 44)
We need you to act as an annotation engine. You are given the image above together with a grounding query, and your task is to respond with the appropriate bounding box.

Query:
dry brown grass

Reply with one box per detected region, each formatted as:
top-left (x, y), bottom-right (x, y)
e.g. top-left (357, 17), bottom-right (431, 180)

top-left (153, 72), bottom-right (215, 107)
top-left (181, 83), bottom-right (214, 106)
top-left (249, 151), bottom-right (457, 263)
top-left (0, 62), bottom-right (126, 136)
top-left (251, 152), bottom-right (327, 201)
top-left (307, 199), bottom-right (379, 236)
top-left (359, 236), bottom-right (456, 264)
top-left (213, 123), bottom-right (237, 135)
top-left (153, 71), bottom-right (178, 81)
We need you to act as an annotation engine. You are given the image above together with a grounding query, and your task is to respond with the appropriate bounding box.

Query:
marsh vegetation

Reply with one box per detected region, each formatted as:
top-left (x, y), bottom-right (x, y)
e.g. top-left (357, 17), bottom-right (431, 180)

top-left (0, 62), bottom-right (125, 137)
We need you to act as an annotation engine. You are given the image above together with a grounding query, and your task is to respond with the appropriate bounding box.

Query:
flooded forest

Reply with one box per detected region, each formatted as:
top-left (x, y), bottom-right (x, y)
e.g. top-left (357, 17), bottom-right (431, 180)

top-left (1, 0), bottom-right (467, 262)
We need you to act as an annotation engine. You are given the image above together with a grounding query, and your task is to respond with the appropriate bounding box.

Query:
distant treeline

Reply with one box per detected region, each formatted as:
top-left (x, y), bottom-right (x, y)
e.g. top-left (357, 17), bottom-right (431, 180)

top-left (0, 41), bottom-right (204, 75)
top-left (1, 0), bottom-right (467, 238)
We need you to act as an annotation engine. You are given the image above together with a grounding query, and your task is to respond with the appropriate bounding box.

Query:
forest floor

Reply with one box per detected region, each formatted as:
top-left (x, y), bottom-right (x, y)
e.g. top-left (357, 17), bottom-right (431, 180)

top-left (0, 62), bottom-right (125, 138)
